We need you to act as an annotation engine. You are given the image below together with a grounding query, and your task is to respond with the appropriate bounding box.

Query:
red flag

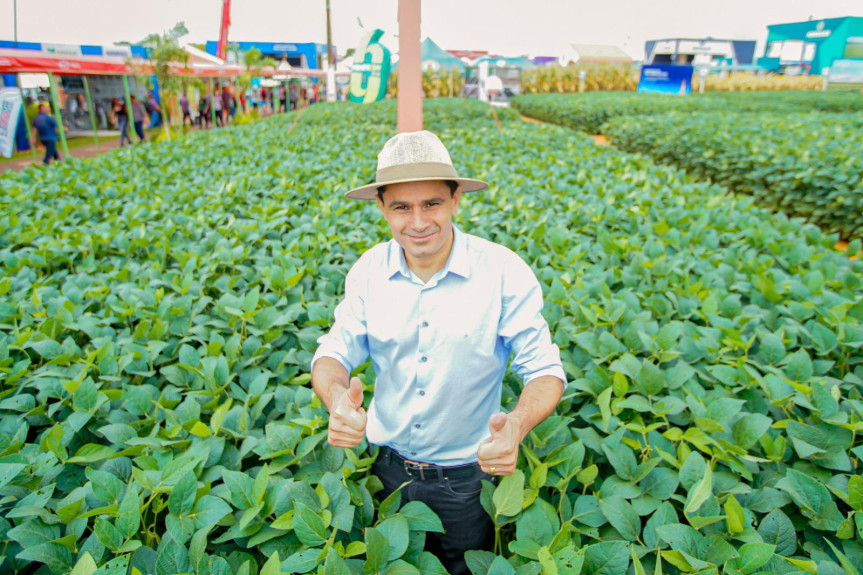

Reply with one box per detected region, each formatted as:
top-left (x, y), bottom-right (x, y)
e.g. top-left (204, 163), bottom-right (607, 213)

top-left (217, 0), bottom-right (231, 61)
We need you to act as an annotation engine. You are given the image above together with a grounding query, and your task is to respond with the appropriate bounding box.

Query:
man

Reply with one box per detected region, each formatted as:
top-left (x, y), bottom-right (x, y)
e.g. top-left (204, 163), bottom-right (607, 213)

top-left (129, 96), bottom-right (147, 142)
top-left (311, 131), bottom-right (566, 574)
top-left (289, 83), bottom-right (298, 111)
top-left (31, 103), bottom-right (61, 165)
top-left (146, 91), bottom-right (162, 129)
top-left (179, 92), bottom-right (192, 127)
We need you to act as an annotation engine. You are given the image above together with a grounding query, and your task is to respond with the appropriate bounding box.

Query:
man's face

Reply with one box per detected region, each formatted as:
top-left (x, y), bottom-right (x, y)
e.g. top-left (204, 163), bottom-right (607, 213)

top-left (376, 180), bottom-right (462, 268)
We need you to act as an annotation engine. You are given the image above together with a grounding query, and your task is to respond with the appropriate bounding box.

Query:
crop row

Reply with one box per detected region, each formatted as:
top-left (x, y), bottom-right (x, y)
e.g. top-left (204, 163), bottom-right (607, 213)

top-left (511, 91), bottom-right (863, 134)
top-left (1, 99), bottom-right (862, 574)
top-left (602, 111), bottom-right (863, 239)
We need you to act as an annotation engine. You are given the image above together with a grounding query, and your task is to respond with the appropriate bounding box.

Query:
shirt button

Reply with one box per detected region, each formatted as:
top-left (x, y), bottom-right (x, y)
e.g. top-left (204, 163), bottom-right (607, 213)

top-left (412, 451), bottom-right (417, 456)
top-left (415, 424), bottom-right (421, 429)
top-left (420, 356), bottom-right (428, 362)
top-left (421, 321), bottom-right (428, 327)
top-left (419, 390), bottom-right (425, 396)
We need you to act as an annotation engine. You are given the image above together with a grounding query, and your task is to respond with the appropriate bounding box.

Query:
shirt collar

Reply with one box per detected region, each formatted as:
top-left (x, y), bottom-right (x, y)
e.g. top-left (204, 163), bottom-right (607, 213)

top-left (385, 223), bottom-right (471, 281)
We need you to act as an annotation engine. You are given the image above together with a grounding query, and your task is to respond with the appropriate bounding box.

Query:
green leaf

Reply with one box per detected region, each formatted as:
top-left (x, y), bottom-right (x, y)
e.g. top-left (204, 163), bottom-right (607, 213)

top-left (324, 547), bottom-right (351, 575)
top-left (736, 543), bottom-right (775, 575)
top-left (94, 518), bottom-right (124, 553)
top-left (398, 501), bottom-right (444, 533)
top-left (601, 442), bottom-right (636, 481)
top-left (732, 414), bottom-right (773, 450)
top-left (294, 502), bottom-right (328, 547)
top-left (70, 552), bottom-right (98, 575)
top-left (775, 469), bottom-right (843, 530)
top-left (784, 349), bottom-right (813, 381)
top-left (724, 495), bottom-right (746, 534)
top-left (848, 475), bottom-right (863, 511)
top-left (493, 469), bottom-right (525, 519)
top-left (644, 502), bottom-right (678, 549)
top-left (415, 552), bottom-right (448, 574)
top-left (168, 470), bottom-right (197, 516)
top-left (260, 551), bottom-right (280, 575)
top-left (684, 463), bottom-right (712, 515)
top-left (583, 541), bottom-right (630, 575)
top-left (756, 509), bottom-right (796, 557)
top-left (67, 444), bottom-right (116, 464)
top-left (221, 469), bottom-right (256, 509)
top-left (376, 516), bottom-right (409, 561)
top-left (599, 496), bottom-right (641, 541)
top-left (538, 546), bottom-right (558, 575)
top-left (116, 484), bottom-right (141, 539)
top-left (364, 527), bottom-right (390, 574)
top-left (824, 538), bottom-right (861, 575)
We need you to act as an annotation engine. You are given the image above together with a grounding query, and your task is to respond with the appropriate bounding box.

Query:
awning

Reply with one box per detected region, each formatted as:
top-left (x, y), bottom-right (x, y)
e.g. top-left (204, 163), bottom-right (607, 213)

top-left (0, 48), bottom-right (336, 79)
top-left (0, 49), bottom-right (137, 75)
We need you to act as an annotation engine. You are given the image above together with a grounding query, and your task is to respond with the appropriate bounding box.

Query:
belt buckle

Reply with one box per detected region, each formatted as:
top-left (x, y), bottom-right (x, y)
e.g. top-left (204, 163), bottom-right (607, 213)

top-left (403, 459), bottom-right (428, 481)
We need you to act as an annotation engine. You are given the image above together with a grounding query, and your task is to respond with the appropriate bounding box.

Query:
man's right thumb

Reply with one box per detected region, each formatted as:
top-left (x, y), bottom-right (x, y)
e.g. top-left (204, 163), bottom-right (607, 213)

top-left (347, 377), bottom-right (364, 408)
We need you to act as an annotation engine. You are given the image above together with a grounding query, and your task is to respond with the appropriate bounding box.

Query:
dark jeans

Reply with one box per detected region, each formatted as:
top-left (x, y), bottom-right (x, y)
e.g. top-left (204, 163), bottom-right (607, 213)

top-left (371, 446), bottom-right (495, 575)
top-left (43, 140), bottom-right (60, 165)
top-left (133, 121), bottom-right (145, 141)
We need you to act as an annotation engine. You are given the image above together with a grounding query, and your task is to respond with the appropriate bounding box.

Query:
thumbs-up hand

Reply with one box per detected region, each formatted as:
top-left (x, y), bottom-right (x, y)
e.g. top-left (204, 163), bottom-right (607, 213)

top-left (327, 377), bottom-right (368, 448)
top-left (476, 412), bottom-right (521, 476)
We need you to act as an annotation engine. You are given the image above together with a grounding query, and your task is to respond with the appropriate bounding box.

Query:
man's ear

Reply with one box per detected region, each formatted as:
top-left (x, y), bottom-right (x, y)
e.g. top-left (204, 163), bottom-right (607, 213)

top-left (452, 186), bottom-right (463, 214)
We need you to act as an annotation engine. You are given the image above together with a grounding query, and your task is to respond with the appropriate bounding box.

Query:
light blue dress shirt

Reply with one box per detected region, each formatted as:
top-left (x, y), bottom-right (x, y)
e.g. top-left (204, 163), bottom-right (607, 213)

top-left (312, 225), bottom-right (566, 466)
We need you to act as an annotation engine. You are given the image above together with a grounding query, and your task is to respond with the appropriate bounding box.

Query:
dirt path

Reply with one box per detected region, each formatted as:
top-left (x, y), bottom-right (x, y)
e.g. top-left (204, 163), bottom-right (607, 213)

top-left (2, 140), bottom-right (116, 173)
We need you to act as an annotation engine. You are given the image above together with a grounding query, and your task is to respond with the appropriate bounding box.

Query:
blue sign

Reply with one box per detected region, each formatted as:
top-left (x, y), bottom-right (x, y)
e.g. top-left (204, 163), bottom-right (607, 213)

top-left (638, 65), bottom-right (694, 95)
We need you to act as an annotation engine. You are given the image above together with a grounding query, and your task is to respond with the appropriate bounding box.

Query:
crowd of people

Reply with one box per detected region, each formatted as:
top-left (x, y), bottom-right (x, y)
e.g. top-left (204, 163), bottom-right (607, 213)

top-left (23, 79), bottom-right (328, 162)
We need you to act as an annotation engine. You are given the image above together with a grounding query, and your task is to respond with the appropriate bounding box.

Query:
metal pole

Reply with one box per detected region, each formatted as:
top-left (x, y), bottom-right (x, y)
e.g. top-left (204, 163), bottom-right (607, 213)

top-left (122, 74), bottom-right (135, 145)
top-left (13, 0), bottom-right (17, 49)
top-left (15, 74), bottom-right (37, 161)
top-left (47, 72), bottom-right (70, 159)
top-left (82, 76), bottom-right (99, 148)
top-left (209, 77), bottom-right (217, 127)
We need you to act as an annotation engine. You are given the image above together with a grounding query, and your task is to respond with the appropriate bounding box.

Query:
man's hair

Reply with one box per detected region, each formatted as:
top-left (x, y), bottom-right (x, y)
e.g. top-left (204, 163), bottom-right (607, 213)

top-left (377, 180), bottom-right (458, 204)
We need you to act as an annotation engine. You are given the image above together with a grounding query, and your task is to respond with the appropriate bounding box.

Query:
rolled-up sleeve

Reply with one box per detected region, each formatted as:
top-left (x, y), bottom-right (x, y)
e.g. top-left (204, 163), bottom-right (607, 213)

top-left (498, 257), bottom-right (567, 389)
top-left (311, 263), bottom-right (370, 374)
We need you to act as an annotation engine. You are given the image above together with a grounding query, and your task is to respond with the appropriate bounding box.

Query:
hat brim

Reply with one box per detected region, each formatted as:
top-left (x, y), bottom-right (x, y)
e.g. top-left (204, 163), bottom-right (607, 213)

top-left (345, 176), bottom-right (488, 200)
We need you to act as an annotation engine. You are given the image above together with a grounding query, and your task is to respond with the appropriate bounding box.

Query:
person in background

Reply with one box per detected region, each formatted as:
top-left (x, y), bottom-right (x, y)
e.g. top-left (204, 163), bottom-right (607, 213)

top-left (31, 102), bottom-right (61, 165)
top-left (289, 82), bottom-right (298, 111)
top-left (146, 91), bottom-right (162, 129)
top-left (199, 93), bottom-right (210, 129)
top-left (221, 85), bottom-right (231, 124)
top-left (312, 82), bottom-right (320, 104)
top-left (179, 92), bottom-right (193, 127)
top-left (113, 98), bottom-right (132, 146)
top-left (278, 83), bottom-right (287, 113)
top-left (130, 95), bottom-right (147, 142)
top-left (213, 89), bottom-right (223, 127)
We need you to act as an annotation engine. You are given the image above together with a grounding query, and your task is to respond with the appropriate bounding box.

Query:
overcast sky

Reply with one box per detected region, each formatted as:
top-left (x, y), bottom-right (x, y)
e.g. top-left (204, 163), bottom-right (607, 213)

top-left (1, 0), bottom-right (860, 60)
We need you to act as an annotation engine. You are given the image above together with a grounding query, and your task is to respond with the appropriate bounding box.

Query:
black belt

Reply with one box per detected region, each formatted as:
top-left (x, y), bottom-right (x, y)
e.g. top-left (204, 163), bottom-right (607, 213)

top-left (377, 446), bottom-right (481, 481)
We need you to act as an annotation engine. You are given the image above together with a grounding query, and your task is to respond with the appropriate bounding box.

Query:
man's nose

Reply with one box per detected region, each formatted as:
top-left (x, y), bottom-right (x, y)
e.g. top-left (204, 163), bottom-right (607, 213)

top-left (410, 210), bottom-right (429, 231)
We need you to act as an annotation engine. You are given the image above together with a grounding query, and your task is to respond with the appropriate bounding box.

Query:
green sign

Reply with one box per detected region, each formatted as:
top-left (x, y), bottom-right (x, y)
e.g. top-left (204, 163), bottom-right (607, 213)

top-left (349, 29), bottom-right (391, 104)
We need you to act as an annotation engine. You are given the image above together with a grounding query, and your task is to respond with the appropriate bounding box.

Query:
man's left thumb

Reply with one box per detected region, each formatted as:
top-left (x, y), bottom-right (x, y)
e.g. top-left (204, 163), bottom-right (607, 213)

top-left (488, 412), bottom-right (507, 436)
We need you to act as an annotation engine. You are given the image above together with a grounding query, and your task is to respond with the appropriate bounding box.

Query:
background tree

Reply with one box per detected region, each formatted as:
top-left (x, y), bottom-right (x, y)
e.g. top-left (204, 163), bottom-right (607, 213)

top-left (129, 22), bottom-right (191, 138)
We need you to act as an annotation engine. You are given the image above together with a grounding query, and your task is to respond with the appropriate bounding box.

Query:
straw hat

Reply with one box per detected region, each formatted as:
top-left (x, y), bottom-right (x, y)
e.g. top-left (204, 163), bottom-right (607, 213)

top-left (345, 130), bottom-right (488, 200)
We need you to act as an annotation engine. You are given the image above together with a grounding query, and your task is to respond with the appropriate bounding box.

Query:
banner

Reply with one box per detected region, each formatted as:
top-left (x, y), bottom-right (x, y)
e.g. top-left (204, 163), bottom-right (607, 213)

top-left (349, 30), bottom-right (391, 104)
top-left (217, 0), bottom-right (231, 61)
top-left (637, 65), bottom-right (693, 95)
top-left (0, 88), bottom-right (23, 158)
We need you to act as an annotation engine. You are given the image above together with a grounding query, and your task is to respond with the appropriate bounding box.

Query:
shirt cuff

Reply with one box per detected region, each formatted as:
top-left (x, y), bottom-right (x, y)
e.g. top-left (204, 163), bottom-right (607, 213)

top-left (524, 366), bottom-right (568, 390)
top-left (310, 350), bottom-right (353, 376)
